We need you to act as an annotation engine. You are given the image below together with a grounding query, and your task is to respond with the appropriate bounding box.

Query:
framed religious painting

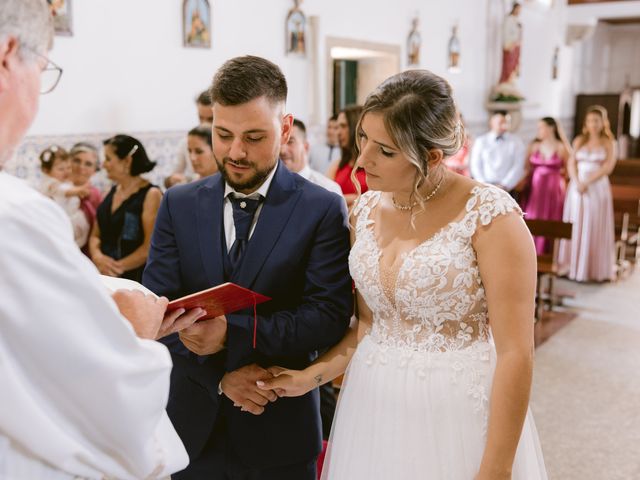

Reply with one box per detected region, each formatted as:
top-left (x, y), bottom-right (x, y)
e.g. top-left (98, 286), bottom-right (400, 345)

top-left (183, 0), bottom-right (211, 49)
top-left (47, 0), bottom-right (72, 36)
top-left (286, 0), bottom-right (307, 56)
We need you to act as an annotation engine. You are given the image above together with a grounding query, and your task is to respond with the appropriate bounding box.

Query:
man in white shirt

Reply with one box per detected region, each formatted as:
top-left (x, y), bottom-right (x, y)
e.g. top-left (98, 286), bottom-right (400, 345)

top-left (281, 119), bottom-right (343, 197)
top-left (0, 1), bottom-right (201, 478)
top-left (469, 111), bottom-right (526, 196)
top-left (308, 115), bottom-right (341, 175)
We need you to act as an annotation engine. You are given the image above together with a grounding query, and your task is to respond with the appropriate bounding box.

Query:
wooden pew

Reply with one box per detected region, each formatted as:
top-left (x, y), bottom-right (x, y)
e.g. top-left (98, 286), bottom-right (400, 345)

top-left (609, 159), bottom-right (640, 186)
top-left (525, 219), bottom-right (573, 322)
top-left (613, 198), bottom-right (640, 270)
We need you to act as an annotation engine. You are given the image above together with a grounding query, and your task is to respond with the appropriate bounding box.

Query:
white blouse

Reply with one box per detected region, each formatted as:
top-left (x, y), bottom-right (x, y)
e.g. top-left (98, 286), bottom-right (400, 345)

top-left (0, 172), bottom-right (188, 479)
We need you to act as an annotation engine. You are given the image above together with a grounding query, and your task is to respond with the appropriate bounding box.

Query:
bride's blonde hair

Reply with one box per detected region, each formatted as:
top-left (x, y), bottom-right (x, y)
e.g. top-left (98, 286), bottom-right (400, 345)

top-left (351, 70), bottom-right (464, 222)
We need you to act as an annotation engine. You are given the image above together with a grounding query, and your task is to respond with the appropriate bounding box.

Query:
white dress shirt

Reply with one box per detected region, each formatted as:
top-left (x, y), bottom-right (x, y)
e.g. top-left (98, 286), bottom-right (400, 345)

top-left (0, 172), bottom-right (188, 479)
top-left (298, 165), bottom-right (343, 197)
top-left (469, 131), bottom-right (526, 191)
top-left (308, 143), bottom-right (341, 175)
top-left (223, 162), bottom-right (278, 251)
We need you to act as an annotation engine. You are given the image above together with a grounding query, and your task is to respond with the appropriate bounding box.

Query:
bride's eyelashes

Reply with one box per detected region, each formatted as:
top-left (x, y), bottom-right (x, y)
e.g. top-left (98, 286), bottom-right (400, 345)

top-left (358, 129), bottom-right (396, 158)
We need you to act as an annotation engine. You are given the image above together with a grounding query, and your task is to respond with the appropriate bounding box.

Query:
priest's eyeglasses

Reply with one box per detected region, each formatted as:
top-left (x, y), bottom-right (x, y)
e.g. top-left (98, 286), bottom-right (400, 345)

top-left (22, 46), bottom-right (63, 94)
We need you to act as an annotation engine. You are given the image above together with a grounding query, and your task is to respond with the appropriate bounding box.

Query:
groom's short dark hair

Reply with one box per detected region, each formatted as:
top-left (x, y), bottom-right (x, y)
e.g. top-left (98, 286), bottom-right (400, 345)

top-left (209, 55), bottom-right (288, 106)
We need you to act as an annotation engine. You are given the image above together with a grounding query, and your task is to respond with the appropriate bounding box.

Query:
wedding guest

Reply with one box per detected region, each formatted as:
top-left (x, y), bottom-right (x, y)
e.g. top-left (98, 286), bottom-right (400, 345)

top-left (0, 1), bottom-right (204, 478)
top-left (187, 123), bottom-right (218, 178)
top-left (281, 119), bottom-right (343, 197)
top-left (38, 144), bottom-right (91, 247)
top-left (558, 105), bottom-right (617, 282)
top-left (165, 90), bottom-right (213, 188)
top-left (69, 141), bottom-right (103, 252)
top-left (444, 114), bottom-right (471, 176)
top-left (521, 117), bottom-right (569, 254)
top-left (309, 114), bottom-right (341, 175)
top-left (89, 134), bottom-right (161, 281)
top-left (327, 105), bottom-right (368, 207)
top-left (470, 110), bottom-right (526, 199)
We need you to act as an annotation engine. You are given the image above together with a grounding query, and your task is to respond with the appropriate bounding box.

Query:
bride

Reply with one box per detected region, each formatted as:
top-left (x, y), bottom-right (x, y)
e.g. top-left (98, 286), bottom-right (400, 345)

top-left (258, 70), bottom-right (547, 479)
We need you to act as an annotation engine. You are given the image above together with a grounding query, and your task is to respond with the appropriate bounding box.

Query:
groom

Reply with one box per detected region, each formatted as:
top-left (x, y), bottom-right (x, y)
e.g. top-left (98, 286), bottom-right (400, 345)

top-left (143, 56), bottom-right (352, 479)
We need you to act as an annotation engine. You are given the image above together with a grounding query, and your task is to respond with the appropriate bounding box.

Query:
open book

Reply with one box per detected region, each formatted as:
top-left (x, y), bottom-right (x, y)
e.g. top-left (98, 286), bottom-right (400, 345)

top-left (101, 275), bottom-right (271, 320)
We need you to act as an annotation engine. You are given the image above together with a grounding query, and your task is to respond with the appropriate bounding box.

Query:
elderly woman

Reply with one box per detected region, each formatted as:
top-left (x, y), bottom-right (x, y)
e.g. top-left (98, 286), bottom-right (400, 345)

top-left (69, 142), bottom-right (102, 252)
top-left (89, 134), bottom-right (161, 282)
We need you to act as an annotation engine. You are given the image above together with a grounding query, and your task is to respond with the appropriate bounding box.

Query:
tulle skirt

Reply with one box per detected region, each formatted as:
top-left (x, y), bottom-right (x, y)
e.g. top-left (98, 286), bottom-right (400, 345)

top-left (321, 335), bottom-right (547, 480)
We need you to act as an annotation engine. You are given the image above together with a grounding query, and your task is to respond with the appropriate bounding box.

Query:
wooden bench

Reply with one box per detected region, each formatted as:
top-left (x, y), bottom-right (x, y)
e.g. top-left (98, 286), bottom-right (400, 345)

top-left (525, 219), bottom-right (573, 321)
top-left (613, 198), bottom-right (640, 270)
top-left (609, 159), bottom-right (640, 186)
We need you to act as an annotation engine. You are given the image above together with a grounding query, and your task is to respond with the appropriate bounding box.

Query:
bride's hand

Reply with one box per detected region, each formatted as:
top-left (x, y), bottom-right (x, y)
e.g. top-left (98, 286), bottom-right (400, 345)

top-left (256, 366), bottom-right (317, 397)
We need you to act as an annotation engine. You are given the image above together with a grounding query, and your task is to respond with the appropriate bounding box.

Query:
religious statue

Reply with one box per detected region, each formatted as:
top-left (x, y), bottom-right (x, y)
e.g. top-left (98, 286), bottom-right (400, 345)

top-left (448, 25), bottom-right (461, 72)
top-left (552, 46), bottom-right (559, 80)
top-left (499, 2), bottom-right (522, 84)
top-left (407, 18), bottom-right (421, 66)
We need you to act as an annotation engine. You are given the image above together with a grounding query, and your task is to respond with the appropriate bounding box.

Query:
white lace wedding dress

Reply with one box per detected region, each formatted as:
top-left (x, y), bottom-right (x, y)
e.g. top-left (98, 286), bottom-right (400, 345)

top-left (321, 186), bottom-right (548, 480)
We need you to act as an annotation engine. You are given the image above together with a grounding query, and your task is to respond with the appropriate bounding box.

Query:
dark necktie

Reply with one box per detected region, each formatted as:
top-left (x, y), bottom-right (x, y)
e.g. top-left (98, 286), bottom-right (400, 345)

top-left (228, 195), bottom-right (262, 272)
top-left (328, 145), bottom-right (334, 162)
top-left (496, 134), bottom-right (505, 142)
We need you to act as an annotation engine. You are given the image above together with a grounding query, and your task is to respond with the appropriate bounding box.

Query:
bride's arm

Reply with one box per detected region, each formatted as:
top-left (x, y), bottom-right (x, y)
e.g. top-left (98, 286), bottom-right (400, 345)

top-left (257, 290), bottom-right (372, 397)
top-left (473, 212), bottom-right (537, 480)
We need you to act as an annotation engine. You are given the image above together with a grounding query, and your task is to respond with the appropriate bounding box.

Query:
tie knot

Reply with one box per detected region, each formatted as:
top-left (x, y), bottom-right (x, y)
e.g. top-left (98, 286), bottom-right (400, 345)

top-left (229, 195), bottom-right (262, 242)
top-left (229, 195), bottom-right (261, 215)
top-left (496, 134), bottom-right (505, 141)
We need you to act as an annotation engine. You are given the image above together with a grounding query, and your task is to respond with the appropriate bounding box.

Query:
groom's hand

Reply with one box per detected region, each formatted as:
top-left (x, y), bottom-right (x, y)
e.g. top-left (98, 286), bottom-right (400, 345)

top-left (221, 364), bottom-right (278, 415)
top-left (179, 315), bottom-right (227, 355)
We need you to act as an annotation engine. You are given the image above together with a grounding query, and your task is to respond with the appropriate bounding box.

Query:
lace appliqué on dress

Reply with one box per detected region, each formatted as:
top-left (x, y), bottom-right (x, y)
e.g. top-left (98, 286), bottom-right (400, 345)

top-left (349, 186), bottom-right (522, 416)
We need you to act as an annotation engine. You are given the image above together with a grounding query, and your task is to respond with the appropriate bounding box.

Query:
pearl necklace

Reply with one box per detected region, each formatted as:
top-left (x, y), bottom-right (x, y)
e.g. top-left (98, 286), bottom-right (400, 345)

top-left (392, 177), bottom-right (445, 211)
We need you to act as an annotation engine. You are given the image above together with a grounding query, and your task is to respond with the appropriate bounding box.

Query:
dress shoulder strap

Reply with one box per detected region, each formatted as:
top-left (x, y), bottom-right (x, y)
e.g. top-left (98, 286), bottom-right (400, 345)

top-left (351, 190), bottom-right (381, 232)
top-left (460, 185), bottom-right (523, 236)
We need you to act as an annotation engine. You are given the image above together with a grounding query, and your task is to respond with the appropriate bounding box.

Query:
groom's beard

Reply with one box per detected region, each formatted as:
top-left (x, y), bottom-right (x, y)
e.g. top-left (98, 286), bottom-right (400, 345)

top-left (215, 154), bottom-right (276, 192)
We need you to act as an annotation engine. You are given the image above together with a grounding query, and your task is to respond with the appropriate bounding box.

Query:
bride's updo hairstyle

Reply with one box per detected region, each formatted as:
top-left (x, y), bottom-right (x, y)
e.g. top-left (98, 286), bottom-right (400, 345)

top-left (354, 70), bottom-right (465, 214)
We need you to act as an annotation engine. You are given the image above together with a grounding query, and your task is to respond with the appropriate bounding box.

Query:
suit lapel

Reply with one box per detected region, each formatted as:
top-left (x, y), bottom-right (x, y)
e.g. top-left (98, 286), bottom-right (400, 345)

top-left (236, 162), bottom-right (301, 288)
top-left (196, 175), bottom-right (226, 286)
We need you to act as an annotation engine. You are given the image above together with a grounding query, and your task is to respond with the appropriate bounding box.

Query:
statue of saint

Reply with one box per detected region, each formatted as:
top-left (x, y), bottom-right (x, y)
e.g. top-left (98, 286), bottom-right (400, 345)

top-left (499, 2), bottom-right (522, 84)
top-left (448, 25), bottom-right (461, 72)
top-left (407, 18), bottom-right (421, 66)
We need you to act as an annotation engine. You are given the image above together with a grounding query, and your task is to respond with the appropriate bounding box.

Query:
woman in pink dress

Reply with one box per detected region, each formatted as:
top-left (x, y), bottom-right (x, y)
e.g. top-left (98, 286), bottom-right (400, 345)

top-left (559, 106), bottom-right (617, 282)
top-left (522, 117), bottom-right (569, 255)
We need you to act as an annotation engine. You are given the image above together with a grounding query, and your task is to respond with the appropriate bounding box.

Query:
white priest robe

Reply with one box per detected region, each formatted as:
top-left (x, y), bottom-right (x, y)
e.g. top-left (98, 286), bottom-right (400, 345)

top-left (0, 171), bottom-right (188, 479)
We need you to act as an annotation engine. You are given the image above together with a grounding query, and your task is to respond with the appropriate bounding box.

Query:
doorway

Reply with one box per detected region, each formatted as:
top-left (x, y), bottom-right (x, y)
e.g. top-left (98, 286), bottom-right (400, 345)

top-left (326, 37), bottom-right (401, 117)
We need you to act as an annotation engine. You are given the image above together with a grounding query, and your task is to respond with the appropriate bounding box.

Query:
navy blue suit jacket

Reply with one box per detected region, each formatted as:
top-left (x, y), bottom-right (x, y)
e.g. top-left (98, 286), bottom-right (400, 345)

top-left (143, 162), bottom-right (352, 472)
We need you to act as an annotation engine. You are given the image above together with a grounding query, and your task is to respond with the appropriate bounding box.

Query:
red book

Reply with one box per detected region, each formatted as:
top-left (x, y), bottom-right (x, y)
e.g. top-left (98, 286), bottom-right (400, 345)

top-left (167, 282), bottom-right (271, 320)
top-left (101, 276), bottom-right (271, 348)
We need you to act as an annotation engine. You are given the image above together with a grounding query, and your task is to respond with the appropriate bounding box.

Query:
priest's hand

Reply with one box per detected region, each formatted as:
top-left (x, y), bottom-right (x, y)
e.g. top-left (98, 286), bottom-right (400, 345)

top-left (179, 315), bottom-right (228, 355)
top-left (157, 307), bottom-right (207, 339)
top-left (221, 364), bottom-right (278, 415)
top-left (113, 290), bottom-right (206, 340)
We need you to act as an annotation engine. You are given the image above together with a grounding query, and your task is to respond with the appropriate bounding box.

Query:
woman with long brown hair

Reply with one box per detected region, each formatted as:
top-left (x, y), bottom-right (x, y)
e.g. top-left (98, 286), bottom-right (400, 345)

top-left (558, 105), bottom-right (616, 282)
top-left (521, 117), bottom-right (570, 254)
top-left (326, 104), bottom-right (367, 207)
